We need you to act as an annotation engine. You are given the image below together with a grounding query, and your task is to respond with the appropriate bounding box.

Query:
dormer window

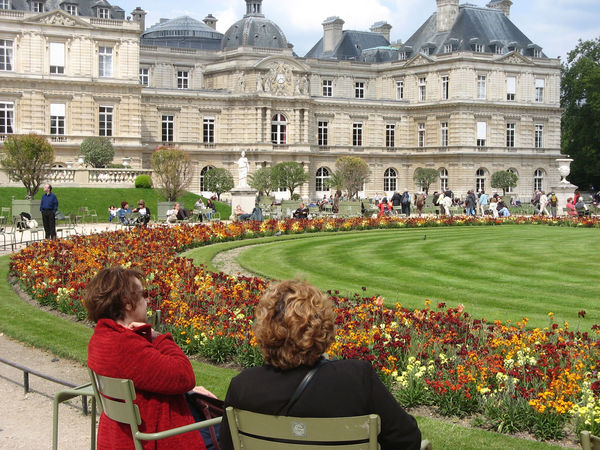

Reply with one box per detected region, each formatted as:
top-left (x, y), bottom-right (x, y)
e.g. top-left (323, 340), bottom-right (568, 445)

top-left (0, 0), bottom-right (9, 10)
top-left (64, 3), bottom-right (77, 15)
top-left (32, 1), bottom-right (44, 12)
top-left (490, 40), bottom-right (503, 55)
top-left (444, 44), bottom-right (452, 53)
top-left (398, 52), bottom-right (407, 60)
top-left (470, 38), bottom-right (484, 53)
top-left (97, 7), bottom-right (110, 18)
top-left (528, 44), bottom-right (543, 58)
top-left (507, 42), bottom-right (522, 54)
top-left (422, 42), bottom-right (435, 56)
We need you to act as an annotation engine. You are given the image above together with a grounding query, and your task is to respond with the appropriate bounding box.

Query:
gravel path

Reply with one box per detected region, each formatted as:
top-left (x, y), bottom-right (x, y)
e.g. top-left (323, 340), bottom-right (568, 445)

top-left (211, 246), bottom-right (259, 278)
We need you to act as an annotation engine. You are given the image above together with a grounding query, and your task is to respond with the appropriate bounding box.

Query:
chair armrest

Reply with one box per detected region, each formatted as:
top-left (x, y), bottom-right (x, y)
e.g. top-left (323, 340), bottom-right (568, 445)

top-left (135, 416), bottom-right (222, 442)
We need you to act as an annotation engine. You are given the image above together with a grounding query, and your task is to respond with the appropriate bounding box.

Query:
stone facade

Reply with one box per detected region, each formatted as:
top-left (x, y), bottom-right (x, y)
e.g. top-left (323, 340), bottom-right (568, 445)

top-left (0, 1), bottom-right (562, 201)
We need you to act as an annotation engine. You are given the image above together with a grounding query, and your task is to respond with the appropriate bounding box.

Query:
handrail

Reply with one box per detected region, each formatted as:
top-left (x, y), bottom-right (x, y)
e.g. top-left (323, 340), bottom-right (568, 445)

top-left (0, 356), bottom-right (91, 415)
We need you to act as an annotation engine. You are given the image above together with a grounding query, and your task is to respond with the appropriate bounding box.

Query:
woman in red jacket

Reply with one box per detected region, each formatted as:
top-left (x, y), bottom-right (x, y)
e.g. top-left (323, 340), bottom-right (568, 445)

top-left (85, 267), bottom-right (213, 450)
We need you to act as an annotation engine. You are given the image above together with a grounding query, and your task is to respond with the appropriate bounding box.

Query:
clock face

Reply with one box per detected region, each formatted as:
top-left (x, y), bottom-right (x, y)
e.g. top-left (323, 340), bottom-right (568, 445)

top-left (276, 73), bottom-right (285, 84)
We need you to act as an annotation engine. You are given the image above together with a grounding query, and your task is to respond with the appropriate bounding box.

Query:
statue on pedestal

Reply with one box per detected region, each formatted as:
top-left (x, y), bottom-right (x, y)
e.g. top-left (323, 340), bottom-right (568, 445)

top-left (237, 151), bottom-right (250, 188)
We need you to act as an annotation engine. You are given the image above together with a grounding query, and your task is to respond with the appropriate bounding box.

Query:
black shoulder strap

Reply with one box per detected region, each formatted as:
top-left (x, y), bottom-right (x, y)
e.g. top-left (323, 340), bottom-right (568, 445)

top-left (280, 358), bottom-right (328, 416)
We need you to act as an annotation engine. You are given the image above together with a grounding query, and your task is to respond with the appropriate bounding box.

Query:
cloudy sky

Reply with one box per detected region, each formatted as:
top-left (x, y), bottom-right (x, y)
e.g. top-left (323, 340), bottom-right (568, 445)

top-left (119, 0), bottom-right (600, 60)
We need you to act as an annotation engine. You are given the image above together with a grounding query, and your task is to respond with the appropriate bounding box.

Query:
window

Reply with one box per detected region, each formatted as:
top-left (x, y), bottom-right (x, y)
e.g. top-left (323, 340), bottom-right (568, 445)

top-left (418, 123), bottom-right (425, 147)
top-left (139, 68), bottom-right (149, 86)
top-left (0, 102), bottom-right (14, 134)
top-left (476, 122), bottom-right (486, 147)
top-left (203, 117), bottom-right (215, 143)
top-left (533, 48), bottom-right (542, 58)
top-left (49, 42), bottom-right (65, 74)
top-left (98, 46), bottom-right (112, 77)
top-left (444, 44), bottom-right (452, 53)
top-left (398, 52), bottom-right (407, 60)
top-left (0, 39), bottom-right (13, 71)
top-left (384, 168), bottom-right (397, 192)
top-left (355, 81), bottom-right (364, 99)
top-left (534, 169), bottom-right (544, 191)
top-left (200, 166), bottom-right (213, 191)
top-left (315, 167), bottom-right (330, 192)
top-left (64, 4), bottom-right (77, 15)
top-left (0, 0), bottom-right (9, 9)
top-left (477, 75), bottom-right (486, 99)
top-left (352, 122), bottom-right (362, 147)
top-left (476, 169), bottom-right (486, 192)
top-left (32, 1), bottom-right (43, 12)
top-left (386, 124), bottom-right (395, 148)
top-left (506, 76), bottom-right (516, 101)
top-left (494, 44), bottom-right (503, 55)
top-left (177, 71), bottom-right (189, 89)
top-left (322, 79), bottom-right (332, 97)
top-left (317, 121), bottom-right (328, 146)
top-left (396, 80), bottom-right (404, 100)
top-left (506, 123), bottom-right (515, 148)
top-left (99, 106), bottom-right (113, 137)
top-left (535, 79), bottom-right (545, 103)
top-left (161, 115), bottom-right (174, 142)
top-left (535, 124), bottom-right (544, 148)
top-left (98, 7), bottom-right (110, 18)
top-left (440, 122), bottom-right (448, 147)
top-left (440, 168), bottom-right (448, 191)
top-left (441, 75), bottom-right (449, 100)
top-left (50, 103), bottom-right (65, 135)
top-left (506, 168), bottom-right (517, 194)
top-left (418, 77), bottom-right (426, 101)
top-left (271, 114), bottom-right (287, 145)
top-left (474, 43), bottom-right (484, 53)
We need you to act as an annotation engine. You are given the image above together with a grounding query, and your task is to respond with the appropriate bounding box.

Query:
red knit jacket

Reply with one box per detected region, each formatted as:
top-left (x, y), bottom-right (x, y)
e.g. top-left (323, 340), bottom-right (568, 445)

top-left (87, 319), bottom-right (205, 450)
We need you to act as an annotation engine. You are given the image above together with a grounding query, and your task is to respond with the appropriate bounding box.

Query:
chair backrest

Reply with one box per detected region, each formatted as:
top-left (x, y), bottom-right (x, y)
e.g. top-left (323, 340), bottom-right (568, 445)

top-left (581, 430), bottom-right (600, 450)
top-left (226, 407), bottom-right (380, 450)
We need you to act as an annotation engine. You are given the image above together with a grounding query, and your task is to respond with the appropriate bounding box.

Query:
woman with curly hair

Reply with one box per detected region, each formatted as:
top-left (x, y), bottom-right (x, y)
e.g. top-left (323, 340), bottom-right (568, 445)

top-left (219, 280), bottom-right (422, 450)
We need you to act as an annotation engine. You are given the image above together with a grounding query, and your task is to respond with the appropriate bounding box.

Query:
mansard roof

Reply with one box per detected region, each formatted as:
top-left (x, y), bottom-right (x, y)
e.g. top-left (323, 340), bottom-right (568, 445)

top-left (141, 15), bottom-right (223, 50)
top-left (402, 4), bottom-right (545, 58)
top-left (9, 0), bottom-right (125, 19)
top-left (305, 30), bottom-right (390, 60)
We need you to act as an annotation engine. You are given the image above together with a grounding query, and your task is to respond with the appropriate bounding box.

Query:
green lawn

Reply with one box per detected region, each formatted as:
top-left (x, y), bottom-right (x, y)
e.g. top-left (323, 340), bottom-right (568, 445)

top-left (235, 226), bottom-right (599, 330)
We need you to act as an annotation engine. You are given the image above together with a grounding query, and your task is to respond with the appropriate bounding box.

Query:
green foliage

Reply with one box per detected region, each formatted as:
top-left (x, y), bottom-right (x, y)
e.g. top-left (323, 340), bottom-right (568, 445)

top-left (203, 167), bottom-right (234, 201)
top-left (332, 156), bottom-right (370, 199)
top-left (270, 161), bottom-right (309, 196)
top-left (491, 171), bottom-right (519, 195)
top-left (135, 174), bottom-right (152, 189)
top-left (561, 37), bottom-right (600, 189)
top-left (413, 168), bottom-right (439, 194)
top-left (150, 146), bottom-right (192, 202)
top-left (249, 166), bottom-right (275, 195)
top-left (1, 133), bottom-right (54, 199)
top-left (482, 395), bottom-right (532, 434)
top-left (78, 136), bottom-right (114, 168)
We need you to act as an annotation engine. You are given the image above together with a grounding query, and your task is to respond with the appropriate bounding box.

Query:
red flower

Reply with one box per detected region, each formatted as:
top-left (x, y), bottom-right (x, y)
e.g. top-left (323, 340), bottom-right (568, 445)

top-left (578, 310), bottom-right (586, 319)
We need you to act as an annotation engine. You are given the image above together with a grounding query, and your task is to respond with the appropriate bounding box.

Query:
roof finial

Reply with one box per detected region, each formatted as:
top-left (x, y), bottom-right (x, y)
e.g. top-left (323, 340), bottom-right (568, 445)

top-left (245, 0), bottom-right (264, 17)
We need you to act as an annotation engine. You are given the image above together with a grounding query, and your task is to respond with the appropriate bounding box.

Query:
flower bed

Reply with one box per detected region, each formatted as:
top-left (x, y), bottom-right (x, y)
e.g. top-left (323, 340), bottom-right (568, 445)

top-left (9, 216), bottom-right (600, 440)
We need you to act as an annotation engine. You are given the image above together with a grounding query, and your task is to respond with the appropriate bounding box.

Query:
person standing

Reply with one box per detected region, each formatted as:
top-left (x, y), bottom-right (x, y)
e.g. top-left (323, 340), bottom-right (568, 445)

top-left (478, 190), bottom-right (489, 216)
top-left (549, 192), bottom-right (558, 218)
top-left (40, 184), bottom-right (58, 239)
top-left (539, 191), bottom-right (550, 216)
top-left (401, 189), bottom-right (411, 217)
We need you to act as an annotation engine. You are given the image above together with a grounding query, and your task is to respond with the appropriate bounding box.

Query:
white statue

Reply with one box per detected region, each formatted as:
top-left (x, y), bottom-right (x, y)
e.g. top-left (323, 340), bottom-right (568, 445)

top-left (237, 150), bottom-right (250, 187)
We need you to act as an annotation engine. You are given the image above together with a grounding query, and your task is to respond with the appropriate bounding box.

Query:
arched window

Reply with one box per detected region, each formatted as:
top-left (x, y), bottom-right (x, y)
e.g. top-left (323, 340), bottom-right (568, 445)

top-left (439, 168), bottom-right (448, 191)
top-left (506, 168), bottom-right (518, 194)
top-left (200, 165), bottom-right (213, 191)
top-left (534, 169), bottom-right (544, 192)
top-left (476, 168), bottom-right (486, 192)
top-left (271, 114), bottom-right (287, 145)
top-left (384, 168), bottom-right (397, 192)
top-left (315, 167), bottom-right (330, 192)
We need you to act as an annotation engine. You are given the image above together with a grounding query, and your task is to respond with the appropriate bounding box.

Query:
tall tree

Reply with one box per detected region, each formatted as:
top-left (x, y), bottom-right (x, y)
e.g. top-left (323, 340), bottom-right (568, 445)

top-left (561, 38), bottom-right (600, 189)
top-left (412, 168), bottom-right (439, 194)
top-left (491, 170), bottom-right (518, 196)
top-left (150, 146), bottom-right (192, 202)
top-left (333, 156), bottom-right (370, 199)
top-left (1, 133), bottom-right (54, 199)
top-left (203, 167), bottom-right (234, 201)
top-left (249, 166), bottom-right (274, 195)
top-left (270, 162), bottom-right (309, 197)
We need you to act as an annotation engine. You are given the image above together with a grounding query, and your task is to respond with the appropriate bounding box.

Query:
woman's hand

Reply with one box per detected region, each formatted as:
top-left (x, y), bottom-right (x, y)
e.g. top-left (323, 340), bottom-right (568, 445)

top-left (127, 322), bottom-right (161, 340)
top-left (192, 385), bottom-right (217, 399)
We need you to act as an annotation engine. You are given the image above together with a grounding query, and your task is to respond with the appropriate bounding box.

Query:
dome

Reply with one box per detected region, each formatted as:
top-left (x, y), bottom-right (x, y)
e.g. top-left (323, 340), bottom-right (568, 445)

top-left (141, 16), bottom-right (223, 50)
top-left (221, 0), bottom-right (288, 50)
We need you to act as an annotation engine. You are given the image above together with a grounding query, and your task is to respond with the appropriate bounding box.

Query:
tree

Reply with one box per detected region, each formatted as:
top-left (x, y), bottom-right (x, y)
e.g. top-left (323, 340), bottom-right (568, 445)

top-left (413, 168), bottom-right (439, 194)
top-left (79, 137), bottom-right (114, 168)
top-left (203, 167), bottom-right (234, 201)
top-left (332, 156), bottom-right (370, 199)
top-left (561, 38), bottom-right (600, 189)
top-left (1, 133), bottom-right (54, 199)
top-left (491, 170), bottom-right (518, 195)
top-left (249, 166), bottom-right (275, 195)
top-left (270, 162), bottom-right (309, 197)
top-left (150, 146), bottom-right (192, 202)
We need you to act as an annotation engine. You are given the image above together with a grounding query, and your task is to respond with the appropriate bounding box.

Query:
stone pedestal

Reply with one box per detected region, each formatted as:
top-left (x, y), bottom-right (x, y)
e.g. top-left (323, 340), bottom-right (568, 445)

top-left (230, 187), bottom-right (257, 221)
top-left (551, 182), bottom-right (578, 216)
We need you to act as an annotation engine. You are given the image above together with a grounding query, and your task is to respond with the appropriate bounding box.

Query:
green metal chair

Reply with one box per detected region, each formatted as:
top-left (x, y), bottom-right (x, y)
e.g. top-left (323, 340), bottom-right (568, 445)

top-left (581, 430), bottom-right (600, 450)
top-left (52, 382), bottom-right (98, 450)
top-left (88, 369), bottom-right (221, 450)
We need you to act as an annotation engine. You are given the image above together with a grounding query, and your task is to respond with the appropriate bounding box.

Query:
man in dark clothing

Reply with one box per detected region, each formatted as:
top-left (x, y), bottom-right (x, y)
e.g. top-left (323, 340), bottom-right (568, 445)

top-left (293, 203), bottom-right (309, 219)
top-left (391, 191), bottom-right (402, 207)
top-left (400, 189), bottom-right (411, 217)
top-left (40, 184), bottom-right (58, 239)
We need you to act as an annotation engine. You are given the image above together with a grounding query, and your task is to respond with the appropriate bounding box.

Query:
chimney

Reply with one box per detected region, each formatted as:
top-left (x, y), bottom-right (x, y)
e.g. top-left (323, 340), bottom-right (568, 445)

top-left (370, 21), bottom-right (392, 43)
top-left (436, 0), bottom-right (459, 32)
top-left (131, 7), bottom-right (147, 33)
top-left (322, 16), bottom-right (344, 54)
top-left (487, 0), bottom-right (513, 17)
top-left (203, 14), bottom-right (217, 30)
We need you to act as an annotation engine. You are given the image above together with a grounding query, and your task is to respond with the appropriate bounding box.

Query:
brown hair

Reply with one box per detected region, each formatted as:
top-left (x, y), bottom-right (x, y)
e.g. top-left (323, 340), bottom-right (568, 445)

top-left (85, 267), bottom-right (144, 323)
top-left (253, 280), bottom-right (336, 370)
top-left (138, 199), bottom-right (145, 207)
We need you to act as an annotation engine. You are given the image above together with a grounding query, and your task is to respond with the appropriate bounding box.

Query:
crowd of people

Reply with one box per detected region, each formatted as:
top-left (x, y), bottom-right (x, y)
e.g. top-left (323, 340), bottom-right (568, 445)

top-left (109, 196), bottom-right (218, 226)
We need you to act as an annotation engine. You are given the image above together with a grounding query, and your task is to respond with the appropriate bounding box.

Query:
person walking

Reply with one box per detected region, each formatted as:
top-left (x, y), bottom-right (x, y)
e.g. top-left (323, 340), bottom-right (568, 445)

top-left (40, 183), bottom-right (58, 239)
top-left (478, 190), bottom-right (488, 216)
top-left (539, 191), bottom-right (550, 216)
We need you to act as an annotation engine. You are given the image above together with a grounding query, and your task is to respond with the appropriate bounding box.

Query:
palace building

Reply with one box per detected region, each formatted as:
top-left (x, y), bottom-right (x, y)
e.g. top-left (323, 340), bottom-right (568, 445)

top-left (0, 0), bottom-right (562, 200)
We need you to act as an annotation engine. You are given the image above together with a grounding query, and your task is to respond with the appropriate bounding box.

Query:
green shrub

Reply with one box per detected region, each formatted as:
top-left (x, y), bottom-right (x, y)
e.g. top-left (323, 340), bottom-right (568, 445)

top-left (79, 137), bottom-right (115, 168)
top-left (135, 174), bottom-right (152, 189)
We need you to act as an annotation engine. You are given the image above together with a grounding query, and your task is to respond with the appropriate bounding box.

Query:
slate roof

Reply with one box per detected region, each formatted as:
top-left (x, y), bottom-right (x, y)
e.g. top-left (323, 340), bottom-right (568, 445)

top-left (402, 4), bottom-right (545, 58)
top-left (8, 0), bottom-right (126, 19)
top-left (141, 16), bottom-right (223, 50)
top-left (221, 15), bottom-right (288, 50)
top-left (305, 30), bottom-right (390, 60)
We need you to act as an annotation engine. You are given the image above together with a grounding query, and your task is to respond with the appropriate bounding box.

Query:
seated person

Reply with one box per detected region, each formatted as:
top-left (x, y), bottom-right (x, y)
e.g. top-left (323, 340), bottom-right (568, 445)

top-left (194, 197), bottom-right (205, 209)
top-left (132, 199), bottom-right (151, 226)
top-left (499, 206), bottom-right (511, 217)
top-left (293, 203), bottom-right (309, 219)
top-left (117, 201), bottom-right (131, 225)
top-left (177, 204), bottom-right (190, 221)
top-left (575, 197), bottom-right (587, 216)
top-left (85, 267), bottom-right (216, 450)
top-left (206, 198), bottom-right (216, 213)
top-left (235, 205), bottom-right (252, 221)
top-left (219, 280), bottom-right (422, 450)
top-left (566, 197), bottom-right (577, 216)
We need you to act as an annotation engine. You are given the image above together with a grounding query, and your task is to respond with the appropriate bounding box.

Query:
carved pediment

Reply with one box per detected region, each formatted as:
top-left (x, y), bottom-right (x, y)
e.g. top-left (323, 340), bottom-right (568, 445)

top-left (404, 53), bottom-right (435, 68)
top-left (25, 10), bottom-right (92, 28)
top-left (496, 51), bottom-right (534, 66)
top-left (255, 60), bottom-right (310, 96)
